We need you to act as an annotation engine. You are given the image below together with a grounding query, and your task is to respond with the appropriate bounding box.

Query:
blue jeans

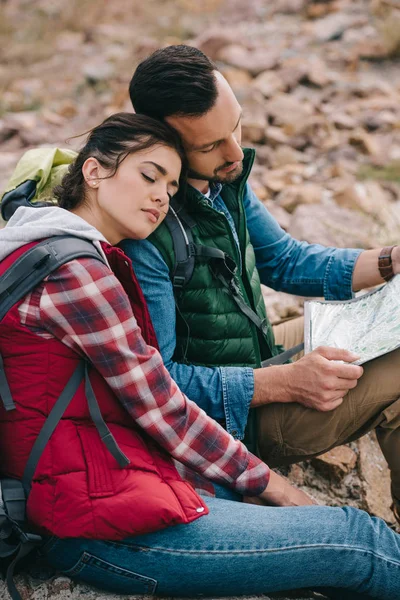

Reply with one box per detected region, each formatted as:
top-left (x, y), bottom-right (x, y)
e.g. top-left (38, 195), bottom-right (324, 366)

top-left (41, 487), bottom-right (400, 600)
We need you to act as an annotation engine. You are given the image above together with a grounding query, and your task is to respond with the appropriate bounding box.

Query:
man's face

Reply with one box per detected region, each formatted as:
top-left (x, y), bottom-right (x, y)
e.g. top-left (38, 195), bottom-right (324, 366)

top-left (166, 72), bottom-right (244, 186)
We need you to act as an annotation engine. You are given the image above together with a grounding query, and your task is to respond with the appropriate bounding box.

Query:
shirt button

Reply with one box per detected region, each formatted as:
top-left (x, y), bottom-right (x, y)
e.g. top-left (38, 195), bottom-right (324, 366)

top-left (231, 430), bottom-right (238, 436)
top-left (196, 507), bottom-right (205, 513)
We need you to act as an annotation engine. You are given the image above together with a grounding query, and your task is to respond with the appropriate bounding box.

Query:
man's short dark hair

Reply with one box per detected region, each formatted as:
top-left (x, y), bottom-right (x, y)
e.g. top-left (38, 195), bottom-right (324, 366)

top-left (129, 45), bottom-right (218, 120)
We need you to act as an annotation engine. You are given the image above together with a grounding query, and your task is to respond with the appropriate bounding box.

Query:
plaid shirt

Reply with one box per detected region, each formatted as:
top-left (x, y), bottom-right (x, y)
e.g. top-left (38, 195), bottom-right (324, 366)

top-left (19, 254), bottom-right (269, 497)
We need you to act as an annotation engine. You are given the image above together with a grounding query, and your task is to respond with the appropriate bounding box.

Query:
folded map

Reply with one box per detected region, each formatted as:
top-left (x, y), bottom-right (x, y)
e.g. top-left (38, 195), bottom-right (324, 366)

top-left (304, 275), bottom-right (400, 365)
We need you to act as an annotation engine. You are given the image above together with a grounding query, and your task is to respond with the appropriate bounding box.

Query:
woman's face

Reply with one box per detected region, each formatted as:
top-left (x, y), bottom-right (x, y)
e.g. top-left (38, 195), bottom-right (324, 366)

top-left (92, 144), bottom-right (181, 244)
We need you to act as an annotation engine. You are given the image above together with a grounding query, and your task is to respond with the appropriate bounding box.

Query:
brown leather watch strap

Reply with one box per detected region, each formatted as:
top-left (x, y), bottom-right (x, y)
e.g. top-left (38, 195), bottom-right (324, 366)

top-left (379, 245), bottom-right (396, 282)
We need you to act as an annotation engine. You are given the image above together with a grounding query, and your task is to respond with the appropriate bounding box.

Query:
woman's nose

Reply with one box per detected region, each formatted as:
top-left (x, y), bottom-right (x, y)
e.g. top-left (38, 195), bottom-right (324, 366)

top-left (151, 187), bottom-right (169, 205)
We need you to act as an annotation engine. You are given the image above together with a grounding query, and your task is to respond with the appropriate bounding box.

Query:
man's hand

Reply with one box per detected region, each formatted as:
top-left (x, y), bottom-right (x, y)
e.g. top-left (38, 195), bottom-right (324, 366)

top-left (252, 346), bottom-right (363, 411)
top-left (254, 470), bottom-right (317, 507)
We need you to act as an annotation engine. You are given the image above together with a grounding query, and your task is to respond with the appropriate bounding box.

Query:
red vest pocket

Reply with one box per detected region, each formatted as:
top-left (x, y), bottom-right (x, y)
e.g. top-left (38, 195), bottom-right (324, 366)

top-left (77, 425), bottom-right (116, 498)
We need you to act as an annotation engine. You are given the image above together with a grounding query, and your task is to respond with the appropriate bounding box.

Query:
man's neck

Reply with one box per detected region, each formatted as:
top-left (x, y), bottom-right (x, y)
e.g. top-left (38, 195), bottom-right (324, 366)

top-left (187, 177), bottom-right (210, 195)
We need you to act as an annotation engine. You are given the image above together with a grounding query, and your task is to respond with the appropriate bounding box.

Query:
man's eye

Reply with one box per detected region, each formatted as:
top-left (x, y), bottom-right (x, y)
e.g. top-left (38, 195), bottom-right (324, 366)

top-left (200, 145), bottom-right (216, 154)
top-left (142, 173), bottom-right (155, 183)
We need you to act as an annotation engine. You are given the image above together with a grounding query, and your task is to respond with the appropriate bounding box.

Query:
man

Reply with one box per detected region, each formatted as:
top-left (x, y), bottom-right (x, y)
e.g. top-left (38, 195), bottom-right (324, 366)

top-left (122, 44), bottom-right (400, 520)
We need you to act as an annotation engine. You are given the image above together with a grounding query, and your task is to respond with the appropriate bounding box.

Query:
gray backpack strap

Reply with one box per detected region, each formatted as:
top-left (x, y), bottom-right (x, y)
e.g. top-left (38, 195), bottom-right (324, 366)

top-left (0, 235), bottom-right (106, 322)
top-left (21, 360), bottom-right (86, 496)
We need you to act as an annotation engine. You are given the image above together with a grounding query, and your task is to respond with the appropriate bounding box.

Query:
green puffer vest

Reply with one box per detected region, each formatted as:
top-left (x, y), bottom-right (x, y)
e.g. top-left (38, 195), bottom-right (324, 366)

top-left (150, 148), bottom-right (280, 368)
top-left (149, 149), bottom-right (281, 452)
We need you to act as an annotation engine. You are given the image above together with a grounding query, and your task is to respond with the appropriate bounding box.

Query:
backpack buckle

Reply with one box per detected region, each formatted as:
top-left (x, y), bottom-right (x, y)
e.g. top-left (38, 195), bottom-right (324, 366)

top-left (172, 275), bottom-right (186, 289)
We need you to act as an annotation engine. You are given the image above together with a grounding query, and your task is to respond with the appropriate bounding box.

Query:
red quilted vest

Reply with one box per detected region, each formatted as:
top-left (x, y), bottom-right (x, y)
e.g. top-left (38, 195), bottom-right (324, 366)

top-left (0, 240), bottom-right (208, 540)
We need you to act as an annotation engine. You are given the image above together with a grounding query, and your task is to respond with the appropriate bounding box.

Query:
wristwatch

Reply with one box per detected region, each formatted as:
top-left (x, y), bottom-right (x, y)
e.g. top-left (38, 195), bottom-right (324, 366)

top-left (378, 246), bottom-right (396, 282)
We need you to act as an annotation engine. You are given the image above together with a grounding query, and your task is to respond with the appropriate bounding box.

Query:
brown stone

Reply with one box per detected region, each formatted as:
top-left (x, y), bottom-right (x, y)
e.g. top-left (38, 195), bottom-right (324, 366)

top-left (358, 432), bottom-right (394, 523)
top-left (276, 183), bottom-right (323, 213)
top-left (217, 44), bottom-right (281, 76)
top-left (348, 129), bottom-right (381, 156)
top-left (265, 126), bottom-right (290, 146)
top-left (222, 67), bottom-right (253, 91)
top-left (272, 145), bottom-right (310, 168)
top-left (252, 71), bottom-right (286, 98)
top-left (192, 30), bottom-right (235, 59)
top-left (334, 180), bottom-right (391, 217)
top-left (312, 446), bottom-right (358, 481)
top-left (266, 94), bottom-right (314, 134)
top-left (288, 204), bottom-right (380, 248)
top-left (262, 285), bottom-right (304, 325)
top-left (241, 93), bottom-right (267, 143)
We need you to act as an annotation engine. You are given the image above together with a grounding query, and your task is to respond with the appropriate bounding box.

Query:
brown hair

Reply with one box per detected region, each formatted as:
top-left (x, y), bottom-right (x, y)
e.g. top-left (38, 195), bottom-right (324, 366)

top-left (54, 112), bottom-right (186, 210)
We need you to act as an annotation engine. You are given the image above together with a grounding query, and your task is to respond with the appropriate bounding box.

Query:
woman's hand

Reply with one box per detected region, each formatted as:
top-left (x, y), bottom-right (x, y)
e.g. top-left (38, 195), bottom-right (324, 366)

top-left (253, 470), bottom-right (317, 507)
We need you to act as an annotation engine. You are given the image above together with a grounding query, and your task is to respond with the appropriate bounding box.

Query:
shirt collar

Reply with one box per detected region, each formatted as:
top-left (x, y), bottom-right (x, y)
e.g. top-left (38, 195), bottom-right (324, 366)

top-left (189, 182), bottom-right (222, 205)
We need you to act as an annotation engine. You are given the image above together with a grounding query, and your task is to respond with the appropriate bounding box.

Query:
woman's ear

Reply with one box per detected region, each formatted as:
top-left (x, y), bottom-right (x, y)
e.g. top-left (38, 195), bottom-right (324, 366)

top-left (82, 157), bottom-right (104, 188)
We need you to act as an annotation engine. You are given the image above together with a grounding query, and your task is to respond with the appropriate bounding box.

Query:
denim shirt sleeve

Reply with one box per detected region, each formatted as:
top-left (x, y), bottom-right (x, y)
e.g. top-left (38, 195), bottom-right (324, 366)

top-left (244, 183), bottom-right (363, 300)
top-left (120, 238), bottom-right (253, 440)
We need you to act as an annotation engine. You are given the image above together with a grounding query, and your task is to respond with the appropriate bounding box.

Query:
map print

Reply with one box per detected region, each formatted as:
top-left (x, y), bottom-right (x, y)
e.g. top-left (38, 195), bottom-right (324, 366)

top-left (304, 275), bottom-right (400, 365)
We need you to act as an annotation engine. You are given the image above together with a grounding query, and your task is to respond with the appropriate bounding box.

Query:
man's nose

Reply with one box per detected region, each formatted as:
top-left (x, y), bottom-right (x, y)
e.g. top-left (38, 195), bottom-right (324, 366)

top-left (224, 135), bottom-right (244, 163)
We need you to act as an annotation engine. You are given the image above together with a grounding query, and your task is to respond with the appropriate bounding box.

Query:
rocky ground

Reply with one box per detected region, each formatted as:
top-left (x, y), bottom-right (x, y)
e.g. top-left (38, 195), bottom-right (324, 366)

top-left (1, 0), bottom-right (400, 598)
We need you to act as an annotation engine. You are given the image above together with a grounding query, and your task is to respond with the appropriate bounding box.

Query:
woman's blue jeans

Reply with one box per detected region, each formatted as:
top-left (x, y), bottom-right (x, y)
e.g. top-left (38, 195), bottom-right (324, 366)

top-left (41, 487), bottom-right (400, 599)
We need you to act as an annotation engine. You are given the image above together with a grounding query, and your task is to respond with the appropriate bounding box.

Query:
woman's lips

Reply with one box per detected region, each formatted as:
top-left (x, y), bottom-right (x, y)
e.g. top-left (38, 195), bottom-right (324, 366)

top-left (142, 208), bottom-right (160, 223)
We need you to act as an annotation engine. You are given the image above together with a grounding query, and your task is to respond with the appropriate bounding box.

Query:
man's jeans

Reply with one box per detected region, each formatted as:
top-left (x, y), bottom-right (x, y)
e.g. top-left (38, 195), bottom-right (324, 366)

top-left (41, 490), bottom-right (400, 599)
top-left (259, 317), bottom-right (400, 505)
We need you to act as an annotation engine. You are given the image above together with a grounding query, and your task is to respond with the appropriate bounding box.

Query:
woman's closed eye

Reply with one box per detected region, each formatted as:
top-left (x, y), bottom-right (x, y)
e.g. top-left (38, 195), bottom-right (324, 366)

top-left (142, 173), bottom-right (155, 183)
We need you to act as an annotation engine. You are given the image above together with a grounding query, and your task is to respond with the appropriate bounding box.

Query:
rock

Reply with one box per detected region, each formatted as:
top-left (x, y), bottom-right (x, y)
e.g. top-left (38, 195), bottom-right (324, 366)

top-left (252, 71), bottom-right (286, 98)
top-left (348, 129), bottom-right (381, 156)
top-left (241, 92), bottom-right (267, 143)
top-left (266, 94), bottom-right (314, 134)
top-left (312, 446), bottom-right (358, 481)
top-left (272, 145), bottom-right (311, 168)
top-left (311, 13), bottom-right (367, 42)
top-left (221, 67), bottom-right (253, 91)
top-left (273, 0), bottom-right (307, 15)
top-left (277, 57), bottom-right (310, 90)
top-left (288, 203), bottom-right (380, 248)
top-left (217, 44), bottom-right (281, 76)
top-left (334, 180), bottom-right (391, 217)
top-left (358, 431), bottom-right (394, 524)
top-left (330, 112), bottom-right (358, 130)
top-left (265, 126), bottom-right (290, 146)
top-left (262, 285), bottom-right (304, 324)
top-left (192, 30), bottom-right (235, 59)
top-left (304, 56), bottom-right (333, 88)
top-left (83, 59), bottom-right (115, 84)
top-left (276, 183), bottom-right (324, 213)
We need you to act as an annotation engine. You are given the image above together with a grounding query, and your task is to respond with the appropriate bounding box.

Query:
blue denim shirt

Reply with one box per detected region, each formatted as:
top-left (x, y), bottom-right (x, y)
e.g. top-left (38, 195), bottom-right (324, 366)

top-left (121, 183), bottom-right (362, 439)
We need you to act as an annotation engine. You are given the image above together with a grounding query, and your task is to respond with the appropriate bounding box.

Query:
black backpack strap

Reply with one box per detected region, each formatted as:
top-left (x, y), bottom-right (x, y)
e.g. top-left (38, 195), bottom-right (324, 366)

top-left (1, 180), bottom-right (37, 222)
top-left (164, 204), bottom-right (197, 293)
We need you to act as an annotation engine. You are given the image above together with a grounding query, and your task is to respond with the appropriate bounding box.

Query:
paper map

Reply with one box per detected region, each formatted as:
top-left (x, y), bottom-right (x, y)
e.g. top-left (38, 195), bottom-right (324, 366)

top-left (304, 275), bottom-right (400, 365)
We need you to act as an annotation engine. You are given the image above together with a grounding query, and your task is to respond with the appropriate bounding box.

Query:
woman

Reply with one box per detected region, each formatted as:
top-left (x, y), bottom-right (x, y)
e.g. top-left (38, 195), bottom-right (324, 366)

top-left (0, 113), bottom-right (399, 600)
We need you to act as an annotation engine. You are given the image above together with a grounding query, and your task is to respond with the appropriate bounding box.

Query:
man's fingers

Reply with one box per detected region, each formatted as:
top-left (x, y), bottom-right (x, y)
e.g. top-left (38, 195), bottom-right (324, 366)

top-left (316, 346), bottom-right (360, 363)
top-left (333, 363), bottom-right (363, 380)
top-left (319, 396), bottom-right (344, 412)
top-left (334, 378), bottom-right (359, 391)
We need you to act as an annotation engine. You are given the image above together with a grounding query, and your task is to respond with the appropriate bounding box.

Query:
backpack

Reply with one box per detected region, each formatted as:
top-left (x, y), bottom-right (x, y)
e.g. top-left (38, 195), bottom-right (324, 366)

top-left (0, 235), bottom-right (131, 600)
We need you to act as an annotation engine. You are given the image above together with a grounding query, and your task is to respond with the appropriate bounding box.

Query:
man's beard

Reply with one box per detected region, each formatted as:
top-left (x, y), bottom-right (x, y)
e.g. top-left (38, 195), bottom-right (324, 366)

top-left (188, 161), bottom-right (243, 184)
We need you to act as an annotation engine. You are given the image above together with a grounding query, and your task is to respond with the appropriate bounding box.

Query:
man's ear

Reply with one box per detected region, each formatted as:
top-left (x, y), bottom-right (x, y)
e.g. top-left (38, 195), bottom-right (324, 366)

top-left (82, 157), bottom-right (105, 187)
